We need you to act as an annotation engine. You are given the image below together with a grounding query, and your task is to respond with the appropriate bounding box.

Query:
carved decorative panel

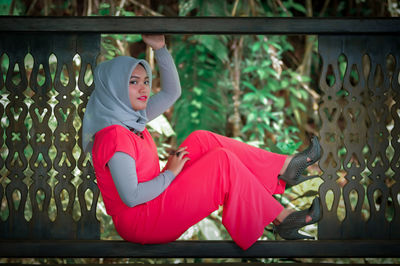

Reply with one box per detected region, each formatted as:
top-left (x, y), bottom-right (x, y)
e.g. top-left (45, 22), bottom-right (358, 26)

top-left (318, 35), bottom-right (400, 239)
top-left (0, 33), bottom-right (100, 239)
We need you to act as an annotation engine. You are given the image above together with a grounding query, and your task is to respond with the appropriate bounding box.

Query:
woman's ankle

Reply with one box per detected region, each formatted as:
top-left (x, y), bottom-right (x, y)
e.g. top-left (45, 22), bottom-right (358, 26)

top-left (274, 208), bottom-right (294, 225)
top-left (278, 153), bottom-right (313, 176)
top-left (279, 155), bottom-right (293, 175)
top-left (273, 208), bottom-right (312, 225)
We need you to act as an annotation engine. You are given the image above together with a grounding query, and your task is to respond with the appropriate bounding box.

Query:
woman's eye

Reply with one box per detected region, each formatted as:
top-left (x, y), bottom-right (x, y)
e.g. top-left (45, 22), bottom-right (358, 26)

top-left (129, 80), bottom-right (137, 85)
top-left (144, 80), bottom-right (150, 85)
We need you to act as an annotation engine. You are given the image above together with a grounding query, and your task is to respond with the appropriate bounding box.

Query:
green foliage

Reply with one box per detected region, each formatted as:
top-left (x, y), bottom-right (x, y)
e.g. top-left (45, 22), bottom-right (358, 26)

top-left (283, 0), bottom-right (307, 15)
top-left (101, 34), bottom-right (142, 60)
top-left (98, 2), bottom-right (111, 15)
top-left (172, 35), bottom-right (229, 144)
top-left (0, 0), bottom-right (24, 15)
top-left (0, 0), bottom-right (9, 15)
top-left (179, 0), bottom-right (228, 16)
top-left (238, 35), bottom-right (308, 154)
top-left (174, 0), bottom-right (311, 153)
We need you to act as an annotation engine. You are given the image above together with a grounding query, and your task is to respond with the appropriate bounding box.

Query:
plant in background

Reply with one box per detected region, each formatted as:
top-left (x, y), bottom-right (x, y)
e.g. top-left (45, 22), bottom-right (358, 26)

top-left (172, 35), bottom-right (229, 144)
top-left (240, 35), bottom-right (308, 155)
top-left (174, 0), bottom-right (315, 153)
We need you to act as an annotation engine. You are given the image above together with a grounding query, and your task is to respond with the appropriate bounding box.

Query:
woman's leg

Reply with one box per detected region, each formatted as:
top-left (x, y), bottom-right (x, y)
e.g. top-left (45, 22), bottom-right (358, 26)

top-left (120, 147), bottom-right (284, 250)
top-left (179, 130), bottom-right (287, 194)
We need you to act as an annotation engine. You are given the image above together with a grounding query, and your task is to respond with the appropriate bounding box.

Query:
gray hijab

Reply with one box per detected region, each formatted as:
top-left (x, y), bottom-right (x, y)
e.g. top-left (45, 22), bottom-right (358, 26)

top-left (82, 56), bottom-right (152, 153)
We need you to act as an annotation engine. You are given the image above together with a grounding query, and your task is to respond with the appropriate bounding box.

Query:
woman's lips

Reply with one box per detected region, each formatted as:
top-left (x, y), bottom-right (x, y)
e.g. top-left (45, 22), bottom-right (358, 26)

top-left (138, 96), bottom-right (148, 101)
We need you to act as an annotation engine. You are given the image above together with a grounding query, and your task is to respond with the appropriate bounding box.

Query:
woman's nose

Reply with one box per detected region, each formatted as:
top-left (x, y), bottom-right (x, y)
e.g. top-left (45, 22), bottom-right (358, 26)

top-left (139, 83), bottom-right (147, 91)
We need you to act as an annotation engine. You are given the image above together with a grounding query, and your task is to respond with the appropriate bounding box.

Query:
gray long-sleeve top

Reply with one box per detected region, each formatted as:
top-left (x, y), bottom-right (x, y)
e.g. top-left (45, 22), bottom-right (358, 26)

top-left (108, 46), bottom-right (181, 208)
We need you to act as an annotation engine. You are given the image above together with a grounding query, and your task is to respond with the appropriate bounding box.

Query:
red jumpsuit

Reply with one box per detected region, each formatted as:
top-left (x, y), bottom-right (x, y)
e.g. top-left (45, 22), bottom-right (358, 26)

top-left (92, 125), bottom-right (287, 250)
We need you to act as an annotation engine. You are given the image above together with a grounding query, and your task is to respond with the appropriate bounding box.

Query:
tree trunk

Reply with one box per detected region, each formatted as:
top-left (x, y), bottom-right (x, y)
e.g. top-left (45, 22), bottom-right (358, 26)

top-left (230, 37), bottom-right (243, 138)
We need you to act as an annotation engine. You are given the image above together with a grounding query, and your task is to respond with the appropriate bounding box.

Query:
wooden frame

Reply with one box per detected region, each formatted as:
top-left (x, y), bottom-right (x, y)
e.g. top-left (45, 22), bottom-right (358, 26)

top-left (0, 17), bottom-right (399, 34)
top-left (1, 240), bottom-right (400, 258)
top-left (1, 17), bottom-right (400, 259)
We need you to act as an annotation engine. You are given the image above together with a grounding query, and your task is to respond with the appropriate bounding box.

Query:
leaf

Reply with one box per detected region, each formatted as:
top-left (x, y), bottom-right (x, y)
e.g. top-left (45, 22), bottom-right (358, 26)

top-left (242, 81), bottom-right (258, 91)
top-left (147, 115), bottom-right (176, 137)
top-left (266, 79), bottom-right (281, 92)
top-left (268, 41), bottom-right (283, 51)
top-left (242, 93), bottom-right (256, 102)
top-left (195, 36), bottom-right (228, 63)
top-left (125, 34), bottom-right (142, 43)
top-left (285, 126), bottom-right (300, 134)
top-left (280, 79), bottom-right (289, 88)
top-left (198, 218), bottom-right (222, 240)
top-left (257, 124), bottom-right (266, 138)
top-left (274, 97), bottom-right (285, 109)
top-left (298, 89), bottom-right (309, 100)
top-left (298, 190), bottom-right (320, 198)
top-left (179, 0), bottom-right (197, 16)
top-left (290, 96), bottom-right (306, 111)
top-left (243, 66), bottom-right (258, 73)
top-left (251, 42), bottom-right (262, 52)
top-left (241, 123), bottom-right (254, 133)
top-left (247, 112), bottom-right (256, 122)
top-left (257, 69), bottom-right (267, 80)
top-left (120, 10), bottom-right (135, 16)
top-left (290, 2), bottom-right (307, 14)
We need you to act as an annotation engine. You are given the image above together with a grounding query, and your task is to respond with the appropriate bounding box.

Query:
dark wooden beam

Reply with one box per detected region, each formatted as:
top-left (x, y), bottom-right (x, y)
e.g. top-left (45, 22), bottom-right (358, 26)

top-left (0, 16), bottom-right (399, 34)
top-left (1, 240), bottom-right (400, 258)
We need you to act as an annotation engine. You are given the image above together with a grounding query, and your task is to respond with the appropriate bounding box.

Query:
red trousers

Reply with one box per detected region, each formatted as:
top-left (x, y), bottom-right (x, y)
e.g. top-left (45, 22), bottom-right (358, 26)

top-left (114, 130), bottom-right (287, 250)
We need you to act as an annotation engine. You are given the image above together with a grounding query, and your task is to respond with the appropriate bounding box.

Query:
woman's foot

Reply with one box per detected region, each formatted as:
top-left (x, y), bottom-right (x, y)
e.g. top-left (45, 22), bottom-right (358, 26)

top-left (279, 156), bottom-right (312, 176)
top-left (274, 208), bottom-right (312, 226)
top-left (278, 136), bottom-right (321, 186)
top-left (275, 197), bottom-right (322, 240)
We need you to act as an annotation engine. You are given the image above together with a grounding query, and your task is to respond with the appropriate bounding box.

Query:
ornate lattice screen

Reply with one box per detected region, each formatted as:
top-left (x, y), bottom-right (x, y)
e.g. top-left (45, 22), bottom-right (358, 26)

top-left (318, 35), bottom-right (400, 239)
top-left (0, 33), bottom-right (100, 239)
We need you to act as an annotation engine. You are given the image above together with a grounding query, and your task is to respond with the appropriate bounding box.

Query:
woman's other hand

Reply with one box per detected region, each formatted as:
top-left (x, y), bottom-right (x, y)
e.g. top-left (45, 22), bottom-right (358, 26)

top-left (165, 146), bottom-right (190, 176)
top-left (142, 34), bottom-right (165, 50)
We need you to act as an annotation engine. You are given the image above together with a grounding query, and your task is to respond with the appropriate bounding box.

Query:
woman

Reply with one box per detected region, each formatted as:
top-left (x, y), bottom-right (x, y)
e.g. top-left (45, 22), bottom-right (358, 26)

top-left (82, 35), bottom-right (322, 250)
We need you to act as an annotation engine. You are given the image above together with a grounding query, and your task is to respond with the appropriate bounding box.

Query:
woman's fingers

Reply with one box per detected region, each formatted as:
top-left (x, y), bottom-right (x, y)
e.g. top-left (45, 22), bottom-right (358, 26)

top-left (141, 34), bottom-right (165, 50)
top-left (176, 146), bottom-right (187, 153)
top-left (178, 156), bottom-right (190, 171)
top-left (177, 150), bottom-right (189, 159)
top-left (170, 146), bottom-right (188, 157)
top-left (165, 148), bottom-right (190, 176)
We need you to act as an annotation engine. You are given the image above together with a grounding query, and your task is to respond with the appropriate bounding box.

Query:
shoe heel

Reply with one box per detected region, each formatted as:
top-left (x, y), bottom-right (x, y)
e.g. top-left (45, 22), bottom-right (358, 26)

top-left (279, 136), bottom-right (322, 186)
top-left (299, 174), bottom-right (320, 182)
top-left (279, 174), bottom-right (320, 186)
top-left (276, 226), bottom-right (315, 240)
top-left (306, 136), bottom-right (321, 166)
top-left (275, 197), bottom-right (322, 240)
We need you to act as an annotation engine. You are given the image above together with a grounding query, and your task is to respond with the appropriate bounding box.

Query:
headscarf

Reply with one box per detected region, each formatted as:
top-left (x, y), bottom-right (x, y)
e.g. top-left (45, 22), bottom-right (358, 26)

top-left (82, 56), bottom-right (152, 153)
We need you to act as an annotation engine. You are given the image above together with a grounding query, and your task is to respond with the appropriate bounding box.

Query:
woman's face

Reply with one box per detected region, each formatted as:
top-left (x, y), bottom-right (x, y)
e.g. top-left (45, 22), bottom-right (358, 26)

top-left (129, 64), bottom-right (150, 110)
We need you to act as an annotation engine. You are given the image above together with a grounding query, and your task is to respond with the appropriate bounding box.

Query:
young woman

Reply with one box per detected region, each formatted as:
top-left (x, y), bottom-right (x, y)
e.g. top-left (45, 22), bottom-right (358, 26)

top-left (82, 35), bottom-right (322, 251)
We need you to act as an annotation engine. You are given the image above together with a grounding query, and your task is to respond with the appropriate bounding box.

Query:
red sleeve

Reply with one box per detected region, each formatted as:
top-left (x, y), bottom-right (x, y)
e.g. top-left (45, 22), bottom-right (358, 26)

top-left (92, 125), bottom-right (137, 172)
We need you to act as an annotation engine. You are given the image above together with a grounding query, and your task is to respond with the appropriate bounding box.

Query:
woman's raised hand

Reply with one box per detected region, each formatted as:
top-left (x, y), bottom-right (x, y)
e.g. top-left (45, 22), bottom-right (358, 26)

top-left (142, 34), bottom-right (165, 50)
top-left (165, 146), bottom-right (190, 177)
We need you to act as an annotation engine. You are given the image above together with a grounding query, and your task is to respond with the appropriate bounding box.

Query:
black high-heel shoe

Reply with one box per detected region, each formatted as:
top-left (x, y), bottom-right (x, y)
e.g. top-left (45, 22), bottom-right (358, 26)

top-left (279, 136), bottom-right (321, 186)
top-left (275, 197), bottom-right (322, 240)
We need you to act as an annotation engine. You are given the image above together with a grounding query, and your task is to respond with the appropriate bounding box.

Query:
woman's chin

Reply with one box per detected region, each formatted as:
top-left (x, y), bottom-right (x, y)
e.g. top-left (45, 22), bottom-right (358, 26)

top-left (131, 103), bottom-right (147, 111)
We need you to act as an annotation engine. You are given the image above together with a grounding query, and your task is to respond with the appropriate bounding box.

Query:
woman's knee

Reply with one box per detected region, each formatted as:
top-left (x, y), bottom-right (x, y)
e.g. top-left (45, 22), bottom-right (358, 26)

top-left (181, 130), bottom-right (212, 147)
top-left (187, 130), bottom-right (211, 141)
top-left (209, 147), bottom-right (237, 163)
